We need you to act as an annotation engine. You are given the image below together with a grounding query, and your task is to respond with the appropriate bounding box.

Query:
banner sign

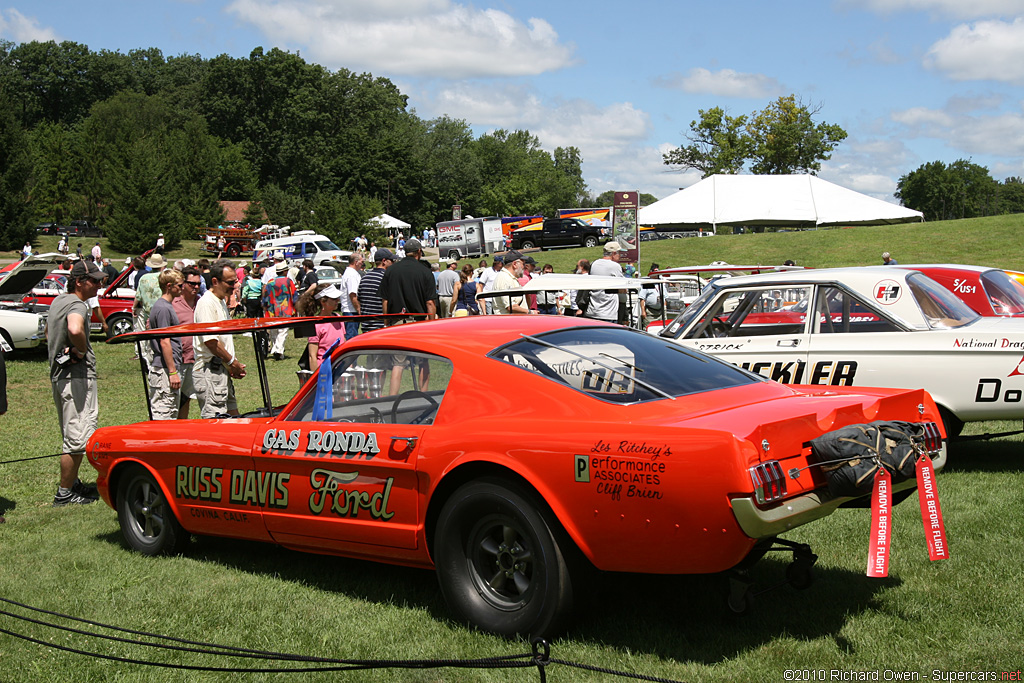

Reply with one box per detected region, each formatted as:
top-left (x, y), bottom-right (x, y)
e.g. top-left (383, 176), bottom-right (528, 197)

top-left (612, 191), bottom-right (639, 264)
top-left (452, 205), bottom-right (461, 220)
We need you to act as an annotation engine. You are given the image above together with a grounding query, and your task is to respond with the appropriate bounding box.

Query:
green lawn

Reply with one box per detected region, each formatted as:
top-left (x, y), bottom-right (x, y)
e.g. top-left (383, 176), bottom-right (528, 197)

top-left (2, 216), bottom-right (1024, 681)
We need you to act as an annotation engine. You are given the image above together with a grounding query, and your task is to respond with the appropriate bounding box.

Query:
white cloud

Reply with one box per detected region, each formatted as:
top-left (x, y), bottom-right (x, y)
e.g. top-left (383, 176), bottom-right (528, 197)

top-left (892, 102), bottom-right (1024, 157)
top-left (225, 0), bottom-right (574, 78)
top-left (925, 18), bottom-right (1024, 83)
top-left (411, 81), bottom-right (677, 198)
top-left (654, 68), bottom-right (784, 99)
top-left (820, 137), bottom-right (918, 202)
top-left (0, 8), bottom-right (59, 42)
top-left (845, 0), bottom-right (1024, 19)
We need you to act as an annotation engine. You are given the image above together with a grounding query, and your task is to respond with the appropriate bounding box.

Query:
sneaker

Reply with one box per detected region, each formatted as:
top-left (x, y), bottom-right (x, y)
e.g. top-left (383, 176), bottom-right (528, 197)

top-left (53, 490), bottom-right (97, 507)
top-left (72, 480), bottom-right (99, 499)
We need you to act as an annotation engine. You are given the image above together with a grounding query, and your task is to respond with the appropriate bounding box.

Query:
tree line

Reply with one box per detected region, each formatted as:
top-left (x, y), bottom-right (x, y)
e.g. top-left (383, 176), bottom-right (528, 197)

top-left (0, 40), bottom-right (591, 252)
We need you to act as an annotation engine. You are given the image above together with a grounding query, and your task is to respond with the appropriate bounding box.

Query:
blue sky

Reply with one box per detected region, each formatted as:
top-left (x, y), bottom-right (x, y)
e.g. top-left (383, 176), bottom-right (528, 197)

top-left (3, 0), bottom-right (1024, 204)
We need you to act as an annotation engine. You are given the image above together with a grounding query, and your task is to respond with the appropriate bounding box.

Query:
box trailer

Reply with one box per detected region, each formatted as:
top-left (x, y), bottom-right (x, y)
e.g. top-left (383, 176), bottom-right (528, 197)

top-left (436, 217), bottom-right (503, 260)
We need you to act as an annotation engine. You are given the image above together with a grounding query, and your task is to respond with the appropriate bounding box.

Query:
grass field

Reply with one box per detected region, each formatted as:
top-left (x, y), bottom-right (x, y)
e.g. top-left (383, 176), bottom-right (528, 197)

top-left (1, 215), bottom-right (1023, 681)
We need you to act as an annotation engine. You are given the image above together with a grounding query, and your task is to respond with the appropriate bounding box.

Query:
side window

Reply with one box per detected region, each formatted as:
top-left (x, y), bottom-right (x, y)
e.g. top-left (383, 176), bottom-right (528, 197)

top-left (288, 351), bottom-right (454, 425)
top-left (815, 286), bottom-right (900, 333)
top-left (687, 286), bottom-right (811, 338)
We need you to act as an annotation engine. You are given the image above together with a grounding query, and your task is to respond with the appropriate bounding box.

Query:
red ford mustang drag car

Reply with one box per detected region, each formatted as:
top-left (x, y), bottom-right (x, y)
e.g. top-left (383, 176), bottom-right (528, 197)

top-left (88, 315), bottom-right (946, 636)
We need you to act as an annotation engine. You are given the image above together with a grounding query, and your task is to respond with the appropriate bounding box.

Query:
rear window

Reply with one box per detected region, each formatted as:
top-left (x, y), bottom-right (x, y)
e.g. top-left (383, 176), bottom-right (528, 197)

top-left (907, 272), bottom-right (979, 329)
top-left (489, 326), bottom-right (759, 404)
top-left (980, 270), bottom-right (1024, 315)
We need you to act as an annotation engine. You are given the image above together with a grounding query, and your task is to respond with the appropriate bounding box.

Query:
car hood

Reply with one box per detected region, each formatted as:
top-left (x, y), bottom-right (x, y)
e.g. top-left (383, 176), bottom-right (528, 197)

top-left (0, 253), bottom-right (65, 297)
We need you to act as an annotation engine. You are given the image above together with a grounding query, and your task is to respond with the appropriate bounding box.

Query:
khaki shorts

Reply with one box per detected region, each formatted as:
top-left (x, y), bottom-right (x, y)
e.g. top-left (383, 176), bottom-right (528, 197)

top-left (179, 362), bottom-right (196, 401)
top-left (148, 367), bottom-right (180, 420)
top-left (52, 376), bottom-right (98, 453)
top-left (194, 363), bottom-right (237, 418)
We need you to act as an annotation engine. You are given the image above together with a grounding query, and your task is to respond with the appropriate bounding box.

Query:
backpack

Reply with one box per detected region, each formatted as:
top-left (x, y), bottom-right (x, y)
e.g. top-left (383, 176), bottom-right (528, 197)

top-left (809, 421), bottom-right (927, 498)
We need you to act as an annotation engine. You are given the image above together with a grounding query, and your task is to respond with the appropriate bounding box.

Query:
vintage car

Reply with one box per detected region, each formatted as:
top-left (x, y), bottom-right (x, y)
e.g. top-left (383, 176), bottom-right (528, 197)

top-left (657, 266), bottom-right (1024, 436)
top-left (902, 265), bottom-right (1024, 318)
top-left (0, 254), bottom-right (55, 350)
top-left (25, 260), bottom-right (137, 338)
top-left (88, 315), bottom-right (945, 636)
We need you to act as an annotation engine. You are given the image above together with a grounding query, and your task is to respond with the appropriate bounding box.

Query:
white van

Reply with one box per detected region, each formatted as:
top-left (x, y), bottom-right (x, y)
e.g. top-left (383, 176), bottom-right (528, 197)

top-left (252, 231), bottom-right (351, 267)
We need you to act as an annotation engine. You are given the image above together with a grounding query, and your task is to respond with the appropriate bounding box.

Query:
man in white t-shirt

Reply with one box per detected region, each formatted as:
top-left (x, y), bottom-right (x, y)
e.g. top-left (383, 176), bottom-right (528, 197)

top-left (193, 260), bottom-right (246, 417)
top-left (587, 241), bottom-right (624, 323)
top-left (491, 251), bottom-right (536, 315)
top-left (340, 253), bottom-right (364, 339)
top-left (476, 257), bottom-right (502, 315)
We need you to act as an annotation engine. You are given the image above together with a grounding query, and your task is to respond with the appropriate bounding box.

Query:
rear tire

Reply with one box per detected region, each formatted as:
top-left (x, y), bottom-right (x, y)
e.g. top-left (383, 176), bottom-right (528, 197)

top-left (227, 243), bottom-right (241, 257)
top-left (117, 465), bottom-right (189, 556)
top-left (448, 250), bottom-right (460, 261)
top-left (434, 478), bottom-right (574, 638)
top-left (938, 406), bottom-right (964, 439)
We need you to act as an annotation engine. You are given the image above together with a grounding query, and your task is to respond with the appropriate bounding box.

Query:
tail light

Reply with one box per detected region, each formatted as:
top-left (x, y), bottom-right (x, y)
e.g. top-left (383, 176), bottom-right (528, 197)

top-left (749, 460), bottom-right (787, 504)
top-left (923, 421), bottom-right (942, 453)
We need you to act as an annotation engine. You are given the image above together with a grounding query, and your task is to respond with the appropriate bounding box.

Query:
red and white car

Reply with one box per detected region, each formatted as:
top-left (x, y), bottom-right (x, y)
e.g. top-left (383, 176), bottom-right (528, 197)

top-left (904, 265), bottom-right (1024, 318)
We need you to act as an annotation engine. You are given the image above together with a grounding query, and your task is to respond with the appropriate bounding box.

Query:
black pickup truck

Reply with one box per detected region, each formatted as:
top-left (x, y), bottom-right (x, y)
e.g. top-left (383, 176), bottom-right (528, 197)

top-left (508, 218), bottom-right (608, 251)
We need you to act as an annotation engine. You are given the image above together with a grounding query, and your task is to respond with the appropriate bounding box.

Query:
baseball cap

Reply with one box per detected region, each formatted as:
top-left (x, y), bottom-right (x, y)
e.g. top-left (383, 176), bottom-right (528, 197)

top-left (603, 241), bottom-right (622, 253)
top-left (71, 259), bottom-right (106, 281)
top-left (374, 248), bottom-right (394, 262)
top-left (503, 250), bottom-right (525, 264)
top-left (274, 250), bottom-right (285, 260)
top-left (404, 238), bottom-right (422, 253)
top-left (882, 252), bottom-right (891, 259)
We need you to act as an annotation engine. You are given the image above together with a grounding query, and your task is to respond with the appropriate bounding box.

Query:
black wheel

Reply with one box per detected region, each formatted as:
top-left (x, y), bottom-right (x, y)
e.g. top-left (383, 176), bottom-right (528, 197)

top-left (106, 314), bottom-right (133, 340)
top-left (391, 390), bottom-right (439, 424)
top-left (727, 589), bottom-right (753, 614)
top-left (447, 250), bottom-right (460, 261)
top-left (938, 406), bottom-right (963, 439)
top-left (520, 240), bottom-right (536, 250)
top-left (116, 465), bottom-right (189, 555)
top-left (0, 328), bottom-right (13, 351)
top-left (433, 479), bottom-right (574, 638)
top-left (583, 236), bottom-right (598, 248)
top-left (227, 243), bottom-right (241, 257)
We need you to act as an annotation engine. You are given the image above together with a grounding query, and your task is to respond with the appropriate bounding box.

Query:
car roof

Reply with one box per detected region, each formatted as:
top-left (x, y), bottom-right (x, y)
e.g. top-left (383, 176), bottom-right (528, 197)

top-left (698, 265), bottom-right (917, 287)
top-left (899, 264), bottom-right (998, 274)
top-left (476, 274), bottom-right (659, 298)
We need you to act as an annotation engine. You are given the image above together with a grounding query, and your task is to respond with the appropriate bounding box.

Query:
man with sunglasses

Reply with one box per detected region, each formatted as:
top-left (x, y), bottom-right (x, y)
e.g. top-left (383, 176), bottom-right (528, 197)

top-left (193, 259), bottom-right (246, 418)
top-left (173, 266), bottom-right (203, 419)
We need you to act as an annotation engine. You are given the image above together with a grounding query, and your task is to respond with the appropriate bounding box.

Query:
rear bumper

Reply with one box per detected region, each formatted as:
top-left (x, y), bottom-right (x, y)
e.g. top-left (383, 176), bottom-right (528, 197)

top-left (731, 442), bottom-right (947, 539)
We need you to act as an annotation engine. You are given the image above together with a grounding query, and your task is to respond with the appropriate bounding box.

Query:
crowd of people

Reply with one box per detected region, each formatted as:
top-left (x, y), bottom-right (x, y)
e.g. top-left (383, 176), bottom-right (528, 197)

top-left (31, 231), bottom-right (669, 510)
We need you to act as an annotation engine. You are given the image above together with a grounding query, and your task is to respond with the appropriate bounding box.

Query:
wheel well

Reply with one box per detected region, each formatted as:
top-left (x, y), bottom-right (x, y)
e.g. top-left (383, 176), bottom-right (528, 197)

top-left (106, 460), bottom-right (154, 512)
top-left (424, 462), bottom-right (591, 571)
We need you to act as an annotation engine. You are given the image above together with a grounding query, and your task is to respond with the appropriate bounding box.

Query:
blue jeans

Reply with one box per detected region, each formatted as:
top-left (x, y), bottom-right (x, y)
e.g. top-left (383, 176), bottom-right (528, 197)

top-left (343, 312), bottom-right (359, 339)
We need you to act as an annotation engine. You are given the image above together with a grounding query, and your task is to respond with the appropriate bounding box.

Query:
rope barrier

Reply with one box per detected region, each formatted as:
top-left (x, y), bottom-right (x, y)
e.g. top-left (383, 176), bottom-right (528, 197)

top-left (0, 597), bottom-right (686, 681)
top-left (0, 452), bottom-right (65, 465)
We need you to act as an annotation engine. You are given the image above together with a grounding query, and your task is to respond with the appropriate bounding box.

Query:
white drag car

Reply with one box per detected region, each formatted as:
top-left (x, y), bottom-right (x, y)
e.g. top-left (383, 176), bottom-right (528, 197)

top-left (657, 266), bottom-right (1024, 436)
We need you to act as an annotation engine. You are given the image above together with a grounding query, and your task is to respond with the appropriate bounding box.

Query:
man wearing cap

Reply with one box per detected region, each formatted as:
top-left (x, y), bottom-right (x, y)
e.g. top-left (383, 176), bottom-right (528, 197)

top-left (47, 259), bottom-right (106, 506)
top-left (358, 248), bottom-right (393, 333)
top-left (378, 238), bottom-right (437, 322)
top-left (436, 260), bottom-right (460, 318)
top-left (134, 253), bottom-right (167, 344)
top-left (155, 233), bottom-right (165, 254)
top-left (587, 241), bottom-right (625, 324)
top-left (262, 255), bottom-right (298, 360)
top-left (882, 252), bottom-right (898, 265)
top-left (492, 251), bottom-right (536, 315)
top-left (476, 257), bottom-right (503, 315)
top-left (263, 251), bottom-right (286, 285)
top-left (194, 259), bottom-right (246, 417)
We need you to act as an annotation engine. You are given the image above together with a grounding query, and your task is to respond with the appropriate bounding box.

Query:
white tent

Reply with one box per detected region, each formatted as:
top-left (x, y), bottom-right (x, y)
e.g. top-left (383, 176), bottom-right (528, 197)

top-left (639, 174), bottom-right (923, 231)
top-left (371, 213), bottom-right (411, 231)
